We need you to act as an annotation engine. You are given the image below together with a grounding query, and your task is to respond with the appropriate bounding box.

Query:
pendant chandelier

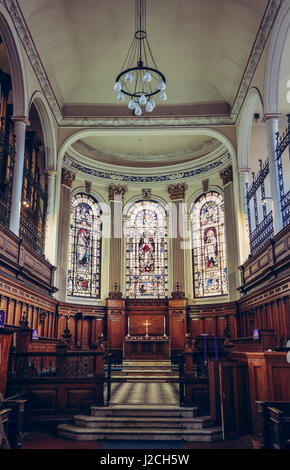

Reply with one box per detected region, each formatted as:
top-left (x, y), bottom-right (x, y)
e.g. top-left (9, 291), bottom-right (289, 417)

top-left (113, 0), bottom-right (167, 116)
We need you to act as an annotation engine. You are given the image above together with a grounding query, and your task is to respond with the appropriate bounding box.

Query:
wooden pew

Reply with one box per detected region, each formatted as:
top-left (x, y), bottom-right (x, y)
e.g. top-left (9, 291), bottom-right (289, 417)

top-left (3, 392), bottom-right (28, 448)
top-left (256, 401), bottom-right (290, 449)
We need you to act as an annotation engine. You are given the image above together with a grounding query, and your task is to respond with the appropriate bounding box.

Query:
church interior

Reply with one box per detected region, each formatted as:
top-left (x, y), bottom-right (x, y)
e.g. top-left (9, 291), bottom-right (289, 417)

top-left (0, 0), bottom-right (289, 451)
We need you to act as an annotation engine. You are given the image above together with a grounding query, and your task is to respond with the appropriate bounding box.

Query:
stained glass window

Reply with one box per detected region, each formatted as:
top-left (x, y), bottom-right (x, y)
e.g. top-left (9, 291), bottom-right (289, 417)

top-left (126, 201), bottom-right (168, 298)
top-left (67, 193), bottom-right (102, 298)
top-left (191, 192), bottom-right (228, 298)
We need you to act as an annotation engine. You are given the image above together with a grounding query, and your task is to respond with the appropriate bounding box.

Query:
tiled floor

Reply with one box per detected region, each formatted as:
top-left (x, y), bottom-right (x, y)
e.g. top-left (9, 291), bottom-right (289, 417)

top-left (107, 382), bottom-right (179, 405)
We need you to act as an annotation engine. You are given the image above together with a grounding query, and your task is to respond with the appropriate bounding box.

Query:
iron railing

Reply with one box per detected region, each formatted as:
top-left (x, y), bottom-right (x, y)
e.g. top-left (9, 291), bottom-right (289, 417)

top-left (0, 118), bottom-right (15, 228)
top-left (246, 159), bottom-right (274, 255)
top-left (276, 114), bottom-right (290, 228)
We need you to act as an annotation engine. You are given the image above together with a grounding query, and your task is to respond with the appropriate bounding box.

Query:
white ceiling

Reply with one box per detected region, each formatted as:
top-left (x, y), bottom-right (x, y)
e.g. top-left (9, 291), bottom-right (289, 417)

top-left (18, 0), bottom-right (268, 111)
top-left (72, 133), bottom-right (221, 167)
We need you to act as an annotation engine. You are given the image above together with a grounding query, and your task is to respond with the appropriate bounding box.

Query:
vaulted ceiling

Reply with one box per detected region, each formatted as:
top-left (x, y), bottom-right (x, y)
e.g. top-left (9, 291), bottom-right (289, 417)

top-left (18, 0), bottom-right (269, 114)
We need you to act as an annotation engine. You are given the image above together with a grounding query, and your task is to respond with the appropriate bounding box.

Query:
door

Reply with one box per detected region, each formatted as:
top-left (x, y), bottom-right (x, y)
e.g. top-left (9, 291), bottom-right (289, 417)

top-left (219, 361), bottom-right (251, 440)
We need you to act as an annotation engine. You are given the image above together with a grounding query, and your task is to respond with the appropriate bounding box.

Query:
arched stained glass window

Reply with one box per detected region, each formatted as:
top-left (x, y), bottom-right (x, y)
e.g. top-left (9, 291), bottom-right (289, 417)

top-left (67, 193), bottom-right (102, 298)
top-left (191, 192), bottom-right (228, 298)
top-left (126, 201), bottom-right (168, 298)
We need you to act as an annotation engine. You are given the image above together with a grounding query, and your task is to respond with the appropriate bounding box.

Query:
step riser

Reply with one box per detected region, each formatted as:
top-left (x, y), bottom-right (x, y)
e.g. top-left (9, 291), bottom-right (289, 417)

top-left (58, 430), bottom-right (222, 442)
top-left (91, 411), bottom-right (196, 418)
top-left (75, 422), bottom-right (210, 430)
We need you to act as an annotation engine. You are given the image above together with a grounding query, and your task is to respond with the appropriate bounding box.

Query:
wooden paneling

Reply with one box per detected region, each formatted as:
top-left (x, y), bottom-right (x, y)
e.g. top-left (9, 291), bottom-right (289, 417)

top-left (0, 223), bottom-right (56, 294)
top-left (0, 329), bottom-right (12, 395)
top-left (239, 224), bottom-right (290, 295)
top-left (231, 352), bottom-right (290, 431)
top-left (58, 302), bottom-right (106, 349)
top-left (7, 379), bottom-right (104, 420)
top-left (188, 303), bottom-right (237, 339)
top-left (238, 293), bottom-right (290, 346)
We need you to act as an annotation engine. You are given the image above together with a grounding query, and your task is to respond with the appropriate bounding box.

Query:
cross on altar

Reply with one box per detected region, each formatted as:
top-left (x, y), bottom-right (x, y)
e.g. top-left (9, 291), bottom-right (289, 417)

top-left (143, 320), bottom-right (151, 337)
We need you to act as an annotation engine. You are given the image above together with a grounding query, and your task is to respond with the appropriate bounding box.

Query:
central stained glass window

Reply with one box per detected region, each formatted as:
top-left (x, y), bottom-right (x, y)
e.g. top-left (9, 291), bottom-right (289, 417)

top-left (67, 193), bottom-right (102, 298)
top-left (126, 201), bottom-right (168, 298)
top-left (191, 192), bottom-right (228, 298)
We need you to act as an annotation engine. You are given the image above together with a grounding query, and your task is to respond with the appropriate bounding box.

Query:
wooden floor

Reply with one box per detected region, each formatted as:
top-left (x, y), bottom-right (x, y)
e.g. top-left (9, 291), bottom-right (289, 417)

top-left (107, 382), bottom-right (179, 405)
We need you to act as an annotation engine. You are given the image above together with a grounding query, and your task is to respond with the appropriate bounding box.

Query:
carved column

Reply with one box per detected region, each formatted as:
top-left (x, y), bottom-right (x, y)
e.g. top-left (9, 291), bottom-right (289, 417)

top-left (44, 169), bottom-right (57, 264)
top-left (106, 288), bottom-right (126, 358)
top-left (220, 166), bottom-right (239, 301)
top-left (9, 117), bottom-right (30, 235)
top-left (168, 183), bottom-right (187, 293)
top-left (237, 168), bottom-right (251, 263)
top-left (168, 289), bottom-right (188, 357)
top-left (57, 169), bottom-right (75, 301)
top-left (108, 185), bottom-right (127, 293)
top-left (263, 113), bottom-right (283, 234)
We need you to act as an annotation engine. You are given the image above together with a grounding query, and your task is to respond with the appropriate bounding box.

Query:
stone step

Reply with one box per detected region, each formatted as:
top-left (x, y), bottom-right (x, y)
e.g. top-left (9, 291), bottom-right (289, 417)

top-left (108, 377), bottom-right (178, 383)
top-left (122, 361), bottom-right (172, 366)
top-left (112, 371), bottom-right (178, 377)
top-left (74, 414), bottom-right (214, 429)
top-left (90, 405), bottom-right (198, 418)
top-left (57, 423), bottom-right (222, 442)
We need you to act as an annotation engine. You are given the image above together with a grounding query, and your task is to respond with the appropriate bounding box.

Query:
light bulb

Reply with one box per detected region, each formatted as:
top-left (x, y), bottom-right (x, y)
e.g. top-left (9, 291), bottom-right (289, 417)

top-left (158, 80), bottom-right (166, 91)
top-left (144, 72), bottom-right (152, 82)
top-left (139, 95), bottom-right (147, 105)
top-left (114, 81), bottom-right (122, 92)
top-left (159, 91), bottom-right (167, 101)
top-left (117, 92), bottom-right (125, 101)
top-left (125, 72), bottom-right (133, 83)
top-left (148, 98), bottom-right (156, 109)
top-left (128, 99), bottom-right (137, 110)
top-left (134, 105), bottom-right (142, 116)
top-left (145, 101), bottom-right (153, 112)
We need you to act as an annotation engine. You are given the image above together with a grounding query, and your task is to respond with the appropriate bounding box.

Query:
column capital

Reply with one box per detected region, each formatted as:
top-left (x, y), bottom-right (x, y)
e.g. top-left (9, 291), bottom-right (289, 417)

top-left (142, 188), bottom-right (151, 200)
top-left (11, 115), bottom-right (30, 126)
top-left (263, 113), bottom-right (281, 123)
top-left (237, 167), bottom-right (251, 174)
top-left (61, 168), bottom-right (75, 188)
top-left (108, 185), bottom-right (127, 201)
top-left (168, 183), bottom-right (187, 201)
top-left (45, 169), bottom-right (57, 177)
top-left (220, 165), bottom-right (233, 186)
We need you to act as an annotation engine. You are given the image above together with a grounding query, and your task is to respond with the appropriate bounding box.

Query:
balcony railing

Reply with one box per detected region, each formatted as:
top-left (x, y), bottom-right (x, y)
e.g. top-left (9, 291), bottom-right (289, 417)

top-left (0, 119), bottom-right (15, 228)
top-left (276, 114), bottom-right (290, 228)
top-left (246, 159), bottom-right (273, 255)
top-left (19, 213), bottom-right (45, 256)
top-left (249, 211), bottom-right (274, 256)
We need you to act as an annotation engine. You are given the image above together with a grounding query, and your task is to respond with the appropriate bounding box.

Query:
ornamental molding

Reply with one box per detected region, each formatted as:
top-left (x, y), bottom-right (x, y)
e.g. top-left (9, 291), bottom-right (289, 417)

top-left (4, 0), bottom-right (281, 128)
top-left (63, 152), bottom-right (230, 184)
top-left (66, 145), bottom-right (231, 179)
top-left (230, 0), bottom-right (282, 119)
top-left (75, 137), bottom-right (220, 162)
